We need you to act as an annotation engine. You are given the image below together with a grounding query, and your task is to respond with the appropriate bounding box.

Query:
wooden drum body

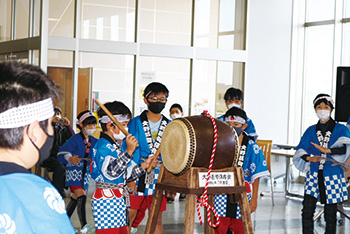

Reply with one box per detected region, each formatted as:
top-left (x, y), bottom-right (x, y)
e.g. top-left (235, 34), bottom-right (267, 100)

top-left (161, 115), bottom-right (239, 176)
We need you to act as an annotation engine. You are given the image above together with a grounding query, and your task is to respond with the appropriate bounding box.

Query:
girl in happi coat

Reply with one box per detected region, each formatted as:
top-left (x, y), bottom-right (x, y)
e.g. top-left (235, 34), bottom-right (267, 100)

top-left (58, 110), bottom-right (98, 234)
top-left (293, 94), bottom-right (350, 234)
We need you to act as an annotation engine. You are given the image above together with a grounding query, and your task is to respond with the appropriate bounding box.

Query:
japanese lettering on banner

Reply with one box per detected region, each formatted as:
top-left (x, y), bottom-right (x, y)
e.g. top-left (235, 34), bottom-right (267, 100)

top-left (198, 172), bottom-right (235, 187)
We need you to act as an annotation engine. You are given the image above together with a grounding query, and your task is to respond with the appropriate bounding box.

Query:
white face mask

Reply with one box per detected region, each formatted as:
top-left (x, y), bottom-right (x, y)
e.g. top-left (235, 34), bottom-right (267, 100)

top-left (170, 113), bottom-right (182, 120)
top-left (227, 102), bottom-right (241, 110)
top-left (84, 128), bottom-right (96, 136)
top-left (316, 110), bottom-right (331, 121)
top-left (111, 127), bottom-right (128, 141)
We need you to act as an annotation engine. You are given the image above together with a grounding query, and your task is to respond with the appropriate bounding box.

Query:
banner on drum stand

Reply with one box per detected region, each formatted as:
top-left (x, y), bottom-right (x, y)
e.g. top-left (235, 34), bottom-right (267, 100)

top-left (198, 172), bottom-right (235, 187)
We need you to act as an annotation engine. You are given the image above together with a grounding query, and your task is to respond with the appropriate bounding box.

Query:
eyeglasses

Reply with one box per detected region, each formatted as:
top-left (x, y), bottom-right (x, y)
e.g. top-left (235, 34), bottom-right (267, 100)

top-left (147, 96), bottom-right (167, 103)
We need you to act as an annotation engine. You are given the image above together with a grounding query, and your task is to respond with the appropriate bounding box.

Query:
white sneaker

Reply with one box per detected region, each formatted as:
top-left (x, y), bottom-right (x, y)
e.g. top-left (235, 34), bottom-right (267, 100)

top-left (130, 227), bottom-right (138, 233)
top-left (80, 224), bottom-right (95, 234)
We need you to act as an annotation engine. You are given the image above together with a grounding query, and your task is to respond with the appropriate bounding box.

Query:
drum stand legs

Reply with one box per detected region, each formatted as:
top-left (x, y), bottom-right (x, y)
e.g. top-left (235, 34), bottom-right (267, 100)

top-left (145, 166), bottom-right (254, 234)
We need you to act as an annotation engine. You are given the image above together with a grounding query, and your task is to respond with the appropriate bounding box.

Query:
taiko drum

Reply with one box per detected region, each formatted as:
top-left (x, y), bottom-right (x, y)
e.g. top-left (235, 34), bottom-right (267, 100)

top-left (161, 115), bottom-right (239, 176)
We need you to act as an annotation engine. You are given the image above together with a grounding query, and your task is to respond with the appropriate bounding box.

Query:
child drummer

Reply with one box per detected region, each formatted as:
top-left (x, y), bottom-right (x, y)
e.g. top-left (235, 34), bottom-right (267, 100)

top-left (214, 107), bottom-right (269, 234)
top-left (90, 101), bottom-right (156, 233)
top-left (126, 82), bottom-right (171, 234)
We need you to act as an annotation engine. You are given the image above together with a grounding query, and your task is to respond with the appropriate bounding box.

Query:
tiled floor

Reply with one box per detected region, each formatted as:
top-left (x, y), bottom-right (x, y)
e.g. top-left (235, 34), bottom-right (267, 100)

top-left (67, 179), bottom-right (350, 234)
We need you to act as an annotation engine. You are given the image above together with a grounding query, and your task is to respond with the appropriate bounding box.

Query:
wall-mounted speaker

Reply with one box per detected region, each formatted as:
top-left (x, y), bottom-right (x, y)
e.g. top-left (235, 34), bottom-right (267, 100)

top-left (335, 67), bottom-right (350, 122)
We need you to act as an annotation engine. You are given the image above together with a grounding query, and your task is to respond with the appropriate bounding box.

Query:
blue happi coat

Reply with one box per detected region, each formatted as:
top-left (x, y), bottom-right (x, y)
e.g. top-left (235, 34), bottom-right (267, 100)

top-left (91, 134), bottom-right (130, 185)
top-left (90, 133), bottom-right (145, 230)
top-left (57, 132), bottom-right (98, 188)
top-left (293, 122), bottom-right (350, 204)
top-left (123, 111), bottom-right (170, 196)
top-left (214, 134), bottom-right (269, 219)
top-left (0, 163), bottom-right (74, 233)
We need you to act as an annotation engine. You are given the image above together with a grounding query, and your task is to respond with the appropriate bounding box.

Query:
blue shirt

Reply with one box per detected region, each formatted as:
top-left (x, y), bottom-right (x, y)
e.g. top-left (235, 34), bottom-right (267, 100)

top-left (0, 162), bottom-right (75, 233)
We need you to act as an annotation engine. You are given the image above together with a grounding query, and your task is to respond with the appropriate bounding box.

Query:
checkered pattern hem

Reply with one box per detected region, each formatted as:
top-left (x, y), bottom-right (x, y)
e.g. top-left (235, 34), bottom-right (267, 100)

top-left (324, 174), bottom-right (348, 204)
top-left (91, 196), bottom-right (126, 229)
top-left (214, 193), bottom-right (252, 219)
top-left (304, 171), bottom-right (349, 204)
top-left (304, 172), bottom-right (320, 199)
top-left (214, 194), bottom-right (227, 217)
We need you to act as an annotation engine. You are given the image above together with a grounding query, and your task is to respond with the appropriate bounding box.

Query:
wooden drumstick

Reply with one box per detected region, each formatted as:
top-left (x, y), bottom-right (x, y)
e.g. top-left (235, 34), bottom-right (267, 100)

top-left (95, 99), bottom-right (130, 136)
top-left (147, 146), bottom-right (161, 173)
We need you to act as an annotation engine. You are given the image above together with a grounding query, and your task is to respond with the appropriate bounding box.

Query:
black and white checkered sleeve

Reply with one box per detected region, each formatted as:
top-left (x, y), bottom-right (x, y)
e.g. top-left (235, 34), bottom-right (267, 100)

top-left (103, 152), bottom-right (132, 180)
top-left (127, 165), bottom-right (145, 182)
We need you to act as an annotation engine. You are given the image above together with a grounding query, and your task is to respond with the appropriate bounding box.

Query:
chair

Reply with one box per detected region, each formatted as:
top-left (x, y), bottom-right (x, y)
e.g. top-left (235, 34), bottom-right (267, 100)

top-left (256, 140), bottom-right (274, 206)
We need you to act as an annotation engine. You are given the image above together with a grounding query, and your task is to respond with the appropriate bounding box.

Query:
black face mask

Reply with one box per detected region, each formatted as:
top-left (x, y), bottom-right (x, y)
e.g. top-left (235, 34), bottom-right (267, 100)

top-left (28, 125), bottom-right (54, 164)
top-left (233, 126), bottom-right (244, 137)
top-left (148, 102), bottom-right (165, 114)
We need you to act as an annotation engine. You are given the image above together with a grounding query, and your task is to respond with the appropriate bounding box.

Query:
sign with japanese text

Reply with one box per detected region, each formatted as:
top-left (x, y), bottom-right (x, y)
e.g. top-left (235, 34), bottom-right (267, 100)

top-left (198, 172), bottom-right (235, 187)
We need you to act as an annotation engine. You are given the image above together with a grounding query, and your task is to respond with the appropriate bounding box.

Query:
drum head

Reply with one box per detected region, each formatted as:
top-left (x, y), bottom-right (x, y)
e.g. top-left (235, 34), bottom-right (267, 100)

top-left (161, 119), bottom-right (194, 175)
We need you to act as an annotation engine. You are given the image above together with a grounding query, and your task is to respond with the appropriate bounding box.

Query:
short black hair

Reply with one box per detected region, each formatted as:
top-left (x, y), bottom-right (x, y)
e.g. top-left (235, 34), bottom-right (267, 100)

top-left (97, 101), bottom-right (132, 132)
top-left (313, 93), bottom-right (334, 110)
top-left (143, 82), bottom-right (169, 98)
top-left (0, 62), bottom-right (60, 149)
top-left (224, 87), bottom-right (244, 102)
top-left (224, 107), bottom-right (247, 122)
top-left (169, 103), bottom-right (183, 113)
top-left (76, 110), bottom-right (97, 130)
top-left (54, 107), bottom-right (62, 114)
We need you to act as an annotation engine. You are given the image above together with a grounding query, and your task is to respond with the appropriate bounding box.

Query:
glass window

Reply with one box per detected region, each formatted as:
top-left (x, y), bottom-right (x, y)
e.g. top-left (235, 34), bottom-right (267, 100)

top-left (0, 51), bottom-right (29, 63)
top-left (138, 0), bottom-right (192, 46)
top-left (192, 60), bottom-right (216, 115)
top-left (0, 0), bottom-right (12, 41)
top-left (232, 0), bottom-right (246, 50)
top-left (219, 0), bottom-right (235, 32)
top-left (135, 56), bottom-right (190, 118)
top-left (49, 0), bottom-right (74, 37)
top-left (346, 0), bottom-right (350, 18)
top-left (33, 0), bottom-right (41, 37)
top-left (81, 0), bottom-right (135, 42)
top-left (215, 61), bottom-right (244, 117)
top-left (302, 25), bottom-right (334, 131)
top-left (15, 0), bottom-right (29, 39)
top-left (306, 0), bottom-right (335, 22)
top-left (194, 0), bottom-right (246, 50)
top-left (48, 50), bottom-right (73, 67)
top-left (193, 0), bottom-right (219, 48)
top-left (218, 35), bottom-right (234, 49)
top-left (218, 0), bottom-right (246, 50)
top-left (80, 52), bottom-right (134, 110)
top-left (216, 61), bottom-right (233, 117)
top-left (344, 24), bottom-right (350, 65)
top-left (32, 50), bottom-right (40, 65)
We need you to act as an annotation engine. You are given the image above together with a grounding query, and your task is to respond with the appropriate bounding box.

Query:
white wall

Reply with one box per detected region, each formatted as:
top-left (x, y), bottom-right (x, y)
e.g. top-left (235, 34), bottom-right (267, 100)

top-left (244, 0), bottom-right (293, 144)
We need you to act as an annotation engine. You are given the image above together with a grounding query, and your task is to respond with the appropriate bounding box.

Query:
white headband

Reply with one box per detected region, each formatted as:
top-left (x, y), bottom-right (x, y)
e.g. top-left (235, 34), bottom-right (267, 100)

top-left (313, 96), bottom-right (334, 106)
top-left (0, 98), bottom-right (54, 129)
top-left (145, 91), bottom-right (152, 98)
top-left (76, 112), bottom-right (95, 124)
top-left (224, 115), bottom-right (246, 125)
top-left (99, 114), bottom-right (130, 124)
